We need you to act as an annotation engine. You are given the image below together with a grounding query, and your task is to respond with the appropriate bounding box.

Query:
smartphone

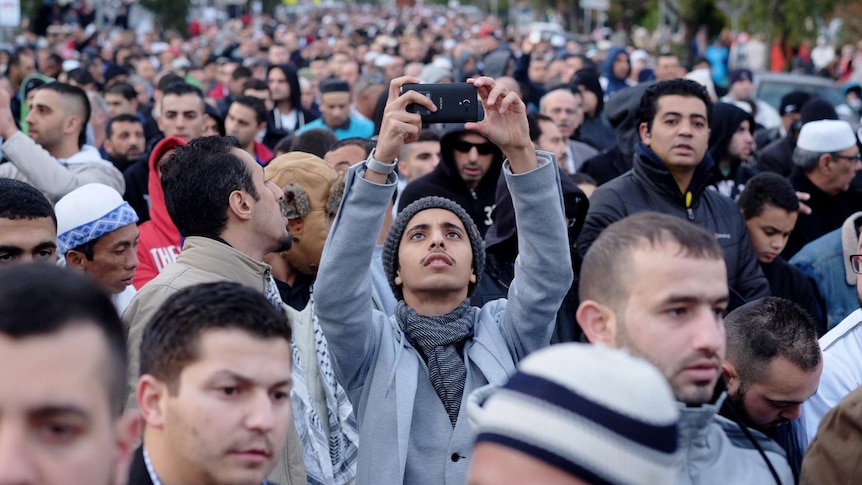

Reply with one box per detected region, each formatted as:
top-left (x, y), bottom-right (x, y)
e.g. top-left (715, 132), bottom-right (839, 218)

top-left (401, 83), bottom-right (480, 123)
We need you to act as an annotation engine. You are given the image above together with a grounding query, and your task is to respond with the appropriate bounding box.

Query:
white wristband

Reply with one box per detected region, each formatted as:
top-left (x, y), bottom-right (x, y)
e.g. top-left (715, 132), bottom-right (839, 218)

top-left (366, 148), bottom-right (398, 174)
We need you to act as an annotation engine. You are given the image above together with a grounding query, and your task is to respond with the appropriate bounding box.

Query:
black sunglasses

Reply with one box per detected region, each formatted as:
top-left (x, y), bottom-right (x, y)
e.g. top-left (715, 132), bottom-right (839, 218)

top-left (850, 254), bottom-right (862, 274)
top-left (453, 140), bottom-right (496, 155)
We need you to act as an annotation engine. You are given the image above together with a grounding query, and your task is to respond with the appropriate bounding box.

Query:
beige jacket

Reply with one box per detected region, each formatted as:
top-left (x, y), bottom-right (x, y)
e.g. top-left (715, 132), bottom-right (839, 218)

top-left (122, 236), bottom-right (308, 485)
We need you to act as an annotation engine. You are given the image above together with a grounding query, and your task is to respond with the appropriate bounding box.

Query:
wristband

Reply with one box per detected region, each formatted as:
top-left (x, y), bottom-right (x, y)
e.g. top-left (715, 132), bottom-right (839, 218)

top-left (366, 148), bottom-right (398, 175)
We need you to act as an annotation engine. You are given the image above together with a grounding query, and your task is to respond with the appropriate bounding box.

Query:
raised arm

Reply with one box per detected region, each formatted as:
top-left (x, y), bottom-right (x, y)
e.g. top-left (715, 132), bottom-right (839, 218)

top-left (0, 89), bottom-right (124, 202)
top-left (314, 77), bottom-right (437, 388)
top-left (464, 77), bottom-right (573, 356)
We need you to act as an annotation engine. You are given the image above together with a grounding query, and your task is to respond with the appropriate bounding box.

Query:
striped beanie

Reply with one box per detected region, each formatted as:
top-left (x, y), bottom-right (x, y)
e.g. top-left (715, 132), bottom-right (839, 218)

top-left (467, 343), bottom-right (681, 485)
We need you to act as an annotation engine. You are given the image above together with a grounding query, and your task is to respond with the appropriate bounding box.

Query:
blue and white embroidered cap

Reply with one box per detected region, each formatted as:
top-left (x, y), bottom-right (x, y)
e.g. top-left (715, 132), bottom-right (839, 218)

top-left (56, 183), bottom-right (139, 255)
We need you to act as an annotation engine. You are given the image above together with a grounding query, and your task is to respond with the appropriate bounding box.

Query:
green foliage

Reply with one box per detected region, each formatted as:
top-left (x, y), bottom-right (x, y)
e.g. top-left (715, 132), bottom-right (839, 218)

top-left (141, 0), bottom-right (190, 37)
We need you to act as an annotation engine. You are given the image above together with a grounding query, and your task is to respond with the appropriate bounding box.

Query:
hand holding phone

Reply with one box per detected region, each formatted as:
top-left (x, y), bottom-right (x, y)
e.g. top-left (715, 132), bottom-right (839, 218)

top-left (401, 83), bottom-right (480, 124)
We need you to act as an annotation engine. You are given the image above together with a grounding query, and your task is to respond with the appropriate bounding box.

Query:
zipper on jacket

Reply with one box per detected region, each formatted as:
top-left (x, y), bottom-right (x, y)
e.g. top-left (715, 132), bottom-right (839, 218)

top-left (685, 191), bottom-right (694, 221)
top-left (470, 188), bottom-right (478, 200)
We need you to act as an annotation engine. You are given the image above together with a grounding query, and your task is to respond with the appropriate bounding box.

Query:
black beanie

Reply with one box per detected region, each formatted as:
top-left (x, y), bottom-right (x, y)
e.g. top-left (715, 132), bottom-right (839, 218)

top-left (383, 196), bottom-right (485, 301)
top-left (800, 98), bottom-right (838, 124)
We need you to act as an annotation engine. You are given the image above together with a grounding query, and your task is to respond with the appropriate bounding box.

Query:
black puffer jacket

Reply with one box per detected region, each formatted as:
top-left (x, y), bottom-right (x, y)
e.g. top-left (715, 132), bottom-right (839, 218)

top-left (578, 142), bottom-right (770, 310)
top-left (397, 124), bottom-right (504, 236)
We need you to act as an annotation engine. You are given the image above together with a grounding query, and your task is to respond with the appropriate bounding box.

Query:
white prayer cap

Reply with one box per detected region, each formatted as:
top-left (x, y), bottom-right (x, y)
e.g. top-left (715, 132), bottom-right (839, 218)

top-left (55, 184), bottom-right (139, 255)
top-left (374, 54), bottom-right (395, 68)
top-left (796, 119), bottom-right (858, 153)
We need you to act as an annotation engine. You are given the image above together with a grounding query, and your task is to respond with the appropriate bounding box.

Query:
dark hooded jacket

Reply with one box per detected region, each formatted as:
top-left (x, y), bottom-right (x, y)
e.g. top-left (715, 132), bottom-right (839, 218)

top-left (578, 142), bottom-right (770, 310)
top-left (601, 47), bottom-right (633, 99)
top-left (475, 165), bottom-right (589, 342)
top-left (571, 69), bottom-right (617, 151)
top-left (263, 64), bottom-right (319, 150)
top-left (580, 82), bottom-right (651, 185)
top-left (397, 125), bottom-right (504, 237)
top-left (707, 102), bottom-right (759, 200)
top-left (133, 137), bottom-right (186, 290)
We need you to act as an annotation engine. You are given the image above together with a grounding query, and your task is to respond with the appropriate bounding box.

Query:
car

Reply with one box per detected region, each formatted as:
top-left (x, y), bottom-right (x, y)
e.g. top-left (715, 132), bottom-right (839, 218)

top-left (754, 72), bottom-right (859, 128)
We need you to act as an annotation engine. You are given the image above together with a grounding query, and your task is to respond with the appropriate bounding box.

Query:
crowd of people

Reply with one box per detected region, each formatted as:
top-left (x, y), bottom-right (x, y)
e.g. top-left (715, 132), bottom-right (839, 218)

top-left (3, 2), bottom-right (862, 484)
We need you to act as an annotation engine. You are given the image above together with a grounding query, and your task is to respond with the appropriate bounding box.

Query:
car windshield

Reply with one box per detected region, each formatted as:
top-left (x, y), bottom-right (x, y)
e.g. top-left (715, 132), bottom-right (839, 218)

top-left (757, 80), bottom-right (845, 112)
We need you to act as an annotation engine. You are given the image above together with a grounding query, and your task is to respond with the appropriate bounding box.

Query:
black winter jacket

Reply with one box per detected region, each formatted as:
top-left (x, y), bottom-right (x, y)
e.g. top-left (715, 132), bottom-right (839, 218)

top-left (577, 143), bottom-right (770, 310)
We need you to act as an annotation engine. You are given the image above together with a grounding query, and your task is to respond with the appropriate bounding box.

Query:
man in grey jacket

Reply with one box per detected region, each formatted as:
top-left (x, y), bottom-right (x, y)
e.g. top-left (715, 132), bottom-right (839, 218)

top-left (0, 82), bottom-right (125, 202)
top-left (577, 211), bottom-right (794, 485)
top-left (314, 75), bottom-right (572, 484)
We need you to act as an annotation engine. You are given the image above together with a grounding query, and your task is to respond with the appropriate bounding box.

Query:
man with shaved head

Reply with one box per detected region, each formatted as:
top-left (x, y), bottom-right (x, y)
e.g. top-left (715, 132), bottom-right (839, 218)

top-left (0, 82), bottom-right (125, 202)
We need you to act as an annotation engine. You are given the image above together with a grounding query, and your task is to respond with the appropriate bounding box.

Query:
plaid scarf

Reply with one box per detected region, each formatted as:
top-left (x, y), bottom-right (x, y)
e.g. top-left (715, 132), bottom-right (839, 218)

top-left (397, 300), bottom-right (475, 427)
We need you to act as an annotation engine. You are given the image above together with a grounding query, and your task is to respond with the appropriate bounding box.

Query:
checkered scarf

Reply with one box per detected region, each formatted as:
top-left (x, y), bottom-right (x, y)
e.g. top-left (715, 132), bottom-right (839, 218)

top-left (397, 300), bottom-right (475, 427)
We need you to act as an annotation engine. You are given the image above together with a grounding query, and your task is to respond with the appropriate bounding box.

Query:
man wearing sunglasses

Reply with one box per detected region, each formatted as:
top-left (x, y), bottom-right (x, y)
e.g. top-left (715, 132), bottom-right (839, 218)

top-left (398, 122), bottom-right (504, 237)
top-left (784, 119), bottom-right (862, 259)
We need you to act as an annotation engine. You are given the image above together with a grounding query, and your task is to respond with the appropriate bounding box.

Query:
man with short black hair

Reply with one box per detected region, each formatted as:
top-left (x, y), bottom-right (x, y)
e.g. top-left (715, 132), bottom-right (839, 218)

top-left (297, 78), bottom-right (374, 140)
top-left (122, 135), bottom-right (307, 483)
top-left (0, 83), bottom-right (125, 201)
top-left (0, 178), bottom-right (57, 266)
top-left (226, 95), bottom-right (273, 165)
top-left (104, 81), bottom-right (140, 119)
top-left (123, 82), bottom-right (207, 224)
top-left (217, 65), bottom-right (253, 116)
top-left (738, 173), bottom-right (824, 330)
top-left (527, 112), bottom-right (570, 173)
top-left (578, 79), bottom-right (769, 310)
top-left (323, 136), bottom-right (371, 173)
top-left (103, 113), bottom-right (146, 172)
top-left (289, 128), bottom-right (338, 159)
top-left (397, 130), bottom-right (442, 184)
top-left (156, 82), bottom-right (205, 144)
top-left (7, 48), bottom-right (36, 124)
top-left (0, 263), bottom-right (140, 484)
top-left (654, 53), bottom-right (682, 81)
top-left (721, 297), bottom-right (823, 479)
top-left (131, 282), bottom-right (295, 485)
top-left (577, 212), bottom-right (794, 484)
top-left (243, 78), bottom-right (273, 110)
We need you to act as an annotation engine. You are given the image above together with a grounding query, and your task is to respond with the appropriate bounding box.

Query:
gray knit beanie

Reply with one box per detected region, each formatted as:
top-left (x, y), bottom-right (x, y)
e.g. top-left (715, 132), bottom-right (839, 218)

top-left (383, 196), bottom-right (485, 301)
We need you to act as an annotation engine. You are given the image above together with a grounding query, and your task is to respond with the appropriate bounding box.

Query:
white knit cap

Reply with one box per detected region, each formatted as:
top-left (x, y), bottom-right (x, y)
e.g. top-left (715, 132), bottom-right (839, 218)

top-left (796, 119), bottom-right (858, 153)
top-left (468, 343), bottom-right (680, 485)
top-left (55, 183), bottom-right (138, 255)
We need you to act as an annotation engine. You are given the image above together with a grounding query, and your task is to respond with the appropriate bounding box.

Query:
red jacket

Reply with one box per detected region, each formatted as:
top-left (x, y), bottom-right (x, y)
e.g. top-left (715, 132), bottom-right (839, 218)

top-left (132, 137), bottom-right (186, 289)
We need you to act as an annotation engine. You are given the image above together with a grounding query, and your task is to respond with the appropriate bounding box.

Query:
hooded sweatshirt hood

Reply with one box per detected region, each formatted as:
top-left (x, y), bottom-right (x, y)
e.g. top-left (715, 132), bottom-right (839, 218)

top-left (708, 102), bottom-right (754, 166)
top-left (132, 136), bottom-right (186, 289)
top-left (605, 82), bottom-right (652, 162)
top-left (601, 47), bottom-right (631, 97)
top-left (571, 69), bottom-right (605, 116)
top-left (439, 123), bottom-right (505, 179)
